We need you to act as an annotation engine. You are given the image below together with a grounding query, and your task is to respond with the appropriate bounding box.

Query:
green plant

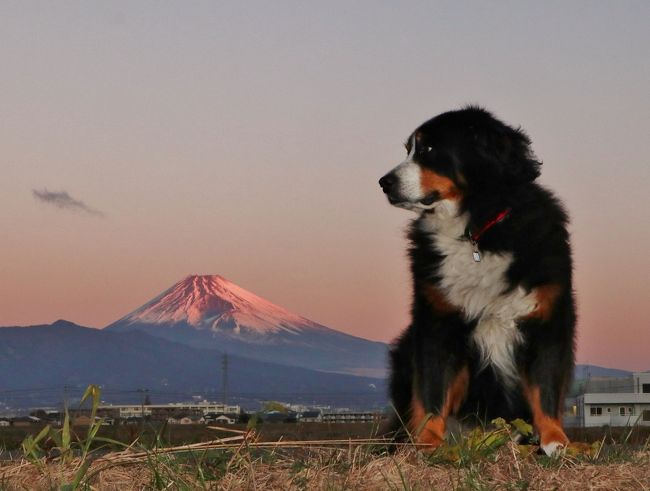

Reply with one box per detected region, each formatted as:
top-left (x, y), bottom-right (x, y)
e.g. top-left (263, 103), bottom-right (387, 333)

top-left (20, 384), bottom-right (127, 490)
top-left (20, 424), bottom-right (50, 468)
top-left (426, 418), bottom-right (533, 466)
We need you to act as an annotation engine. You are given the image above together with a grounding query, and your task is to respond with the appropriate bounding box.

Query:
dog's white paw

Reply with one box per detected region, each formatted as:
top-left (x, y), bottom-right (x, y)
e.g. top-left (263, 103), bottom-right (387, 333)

top-left (541, 440), bottom-right (566, 457)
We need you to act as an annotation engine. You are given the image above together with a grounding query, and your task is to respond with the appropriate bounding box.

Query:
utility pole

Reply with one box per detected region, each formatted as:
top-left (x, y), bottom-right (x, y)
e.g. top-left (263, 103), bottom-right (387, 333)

top-left (137, 388), bottom-right (149, 422)
top-left (222, 353), bottom-right (228, 406)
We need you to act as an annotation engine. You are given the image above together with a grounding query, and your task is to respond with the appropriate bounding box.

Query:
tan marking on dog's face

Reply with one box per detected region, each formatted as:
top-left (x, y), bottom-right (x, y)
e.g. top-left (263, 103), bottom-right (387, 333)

top-left (420, 169), bottom-right (462, 201)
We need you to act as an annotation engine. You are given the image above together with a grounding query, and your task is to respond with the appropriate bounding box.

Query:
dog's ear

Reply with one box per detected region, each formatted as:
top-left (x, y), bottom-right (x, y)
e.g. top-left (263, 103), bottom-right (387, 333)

top-left (469, 123), bottom-right (541, 184)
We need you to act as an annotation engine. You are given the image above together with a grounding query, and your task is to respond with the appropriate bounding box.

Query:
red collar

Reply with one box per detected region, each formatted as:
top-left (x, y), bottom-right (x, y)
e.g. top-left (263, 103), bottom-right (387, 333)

top-left (466, 208), bottom-right (511, 243)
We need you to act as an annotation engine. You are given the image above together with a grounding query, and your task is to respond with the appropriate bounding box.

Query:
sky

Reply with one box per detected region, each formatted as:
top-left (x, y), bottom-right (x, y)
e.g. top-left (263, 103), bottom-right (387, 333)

top-left (1, 1), bottom-right (649, 371)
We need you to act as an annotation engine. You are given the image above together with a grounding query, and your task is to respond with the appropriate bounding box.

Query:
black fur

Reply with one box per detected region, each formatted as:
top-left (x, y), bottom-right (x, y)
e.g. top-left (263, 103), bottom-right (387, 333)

top-left (384, 107), bottom-right (575, 440)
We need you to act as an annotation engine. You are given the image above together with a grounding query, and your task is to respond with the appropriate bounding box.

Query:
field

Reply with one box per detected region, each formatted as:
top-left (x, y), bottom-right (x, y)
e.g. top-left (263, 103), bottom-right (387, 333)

top-left (1, 421), bottom-right (649, 490)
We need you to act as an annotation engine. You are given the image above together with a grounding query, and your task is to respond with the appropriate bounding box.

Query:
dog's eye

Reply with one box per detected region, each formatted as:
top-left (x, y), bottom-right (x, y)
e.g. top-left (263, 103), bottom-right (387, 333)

top-left (416, 146), bottom-right (433, 157)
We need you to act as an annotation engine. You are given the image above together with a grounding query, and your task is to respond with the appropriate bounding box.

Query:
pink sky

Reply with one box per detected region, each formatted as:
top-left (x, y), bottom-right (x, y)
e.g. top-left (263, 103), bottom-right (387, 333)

top-left (1, 2), bottom-right (649, 371)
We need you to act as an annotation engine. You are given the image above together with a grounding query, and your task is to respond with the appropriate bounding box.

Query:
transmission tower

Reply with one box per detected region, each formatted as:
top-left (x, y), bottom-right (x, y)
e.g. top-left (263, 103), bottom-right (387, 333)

top-left (222, 353), bottom-right (229, 405)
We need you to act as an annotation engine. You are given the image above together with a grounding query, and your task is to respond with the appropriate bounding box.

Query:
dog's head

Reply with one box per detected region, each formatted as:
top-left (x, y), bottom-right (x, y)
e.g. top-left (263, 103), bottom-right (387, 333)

top-left (379, 106), bottom-right (541, 213)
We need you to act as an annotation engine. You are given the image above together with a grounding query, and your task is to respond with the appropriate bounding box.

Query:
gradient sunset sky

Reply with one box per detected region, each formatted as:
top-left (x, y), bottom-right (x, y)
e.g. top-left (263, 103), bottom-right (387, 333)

top-left (1, 2), bottom-right (649, 370)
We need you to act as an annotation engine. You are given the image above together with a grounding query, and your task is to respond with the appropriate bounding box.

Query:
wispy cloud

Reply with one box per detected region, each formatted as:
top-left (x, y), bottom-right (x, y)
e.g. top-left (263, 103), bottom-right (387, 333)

top-left (32, 189), bottom-right (105, 217)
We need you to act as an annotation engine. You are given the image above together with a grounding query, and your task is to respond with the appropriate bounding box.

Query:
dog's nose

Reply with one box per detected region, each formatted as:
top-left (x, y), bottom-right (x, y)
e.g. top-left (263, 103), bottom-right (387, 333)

top-left (379, 174), bottom-right (396, 193)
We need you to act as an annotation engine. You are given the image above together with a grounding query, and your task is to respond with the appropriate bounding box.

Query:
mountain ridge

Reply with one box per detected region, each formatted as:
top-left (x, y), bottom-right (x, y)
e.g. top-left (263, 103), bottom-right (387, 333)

top-left (0, 320), bottom-right (386, 410)
top-left (0, 319), bottom-right (642, 410)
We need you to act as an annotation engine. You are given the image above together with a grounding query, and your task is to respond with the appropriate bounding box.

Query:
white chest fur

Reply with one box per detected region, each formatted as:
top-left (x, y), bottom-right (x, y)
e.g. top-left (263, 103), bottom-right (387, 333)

top-left (419, 204), bottom-right (536, 385)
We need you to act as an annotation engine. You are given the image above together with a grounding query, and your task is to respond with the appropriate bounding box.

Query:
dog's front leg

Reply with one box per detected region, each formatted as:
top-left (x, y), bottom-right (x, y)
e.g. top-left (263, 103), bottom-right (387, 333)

top-left (520, 336), bottom-right (572, 456)
top-left (521, 378), bottom-right (569, 456)
top-left (407, 315), bottom-right (470, 448)
top-left (519, 303), bottom-right (574, 456)
top-left (409, 364), bottom-right (469, 450)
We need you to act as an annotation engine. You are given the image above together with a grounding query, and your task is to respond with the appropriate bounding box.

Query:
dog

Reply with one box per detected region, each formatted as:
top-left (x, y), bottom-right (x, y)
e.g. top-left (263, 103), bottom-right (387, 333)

top-left (379, 106), bottom-right (575, 456)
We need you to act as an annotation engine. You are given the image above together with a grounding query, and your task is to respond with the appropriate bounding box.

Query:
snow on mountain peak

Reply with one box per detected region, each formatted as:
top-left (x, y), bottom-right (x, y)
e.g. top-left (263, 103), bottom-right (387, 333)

top-left (115, 274), bottom-right (324, 336)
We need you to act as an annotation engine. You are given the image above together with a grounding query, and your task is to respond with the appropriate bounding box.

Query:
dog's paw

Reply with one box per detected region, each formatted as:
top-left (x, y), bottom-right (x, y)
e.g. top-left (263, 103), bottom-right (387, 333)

top-left (416, 431), bottom-right (445, 453)
top-left (541, 440), bottom-right (566, 457)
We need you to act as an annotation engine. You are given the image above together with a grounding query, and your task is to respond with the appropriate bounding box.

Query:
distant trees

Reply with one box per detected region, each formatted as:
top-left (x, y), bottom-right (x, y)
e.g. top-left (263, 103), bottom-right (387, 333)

top-left (262, 401), bottom-right (288, 413)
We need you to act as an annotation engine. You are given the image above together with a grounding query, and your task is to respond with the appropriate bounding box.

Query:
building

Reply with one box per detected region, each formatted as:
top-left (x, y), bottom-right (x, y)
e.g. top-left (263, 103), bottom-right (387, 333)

top-left (577, 372), bottom-right (650, 427)
top-left (208, 414), bottom-right (236, 425)
top-left (298, 410), bottom-right (322, 423)
top-left (167, 415), bottom-right (204, 425)
top-left (321, 411), bottom-right (380, 423)
top-left (97, 402), bottom-right (241, 422)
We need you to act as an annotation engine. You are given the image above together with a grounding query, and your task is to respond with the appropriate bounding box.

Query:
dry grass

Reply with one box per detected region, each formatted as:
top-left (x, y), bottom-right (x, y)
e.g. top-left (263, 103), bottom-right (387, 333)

top-left (1, 428), bottom-right (649, 491)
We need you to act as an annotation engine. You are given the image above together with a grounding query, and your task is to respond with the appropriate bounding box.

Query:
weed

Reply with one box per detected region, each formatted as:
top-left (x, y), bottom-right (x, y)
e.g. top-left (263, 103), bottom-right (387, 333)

top-left (4, 402), bottom-right (650, 490)
top-left (425, 418), bottom-right (532, 467)
top-left (19, 385), bottom-right (127, 490)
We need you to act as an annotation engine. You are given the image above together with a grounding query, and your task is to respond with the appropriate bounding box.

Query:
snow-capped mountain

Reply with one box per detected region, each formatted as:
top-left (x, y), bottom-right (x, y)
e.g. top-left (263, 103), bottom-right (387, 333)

top-left (109, 275), bottom-right (331, 338)
top-left (105, 275), bottom-right (388, 377)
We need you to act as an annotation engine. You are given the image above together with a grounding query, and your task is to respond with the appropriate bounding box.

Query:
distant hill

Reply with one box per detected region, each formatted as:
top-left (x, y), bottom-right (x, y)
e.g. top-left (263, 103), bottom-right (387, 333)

top-left (574, 364), bottom-right (634, 380)
top-left (0, 320), bottom-right (386, 410)
top-left (105, 275), bottom-right (388, 377)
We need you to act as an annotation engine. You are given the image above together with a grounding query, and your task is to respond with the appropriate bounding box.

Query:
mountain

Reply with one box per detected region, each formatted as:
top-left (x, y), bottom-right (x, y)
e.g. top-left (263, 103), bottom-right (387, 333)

top-left (0, 321), bottom-right (386, 410)
top-left (574, 364), bottom-right (632, 379)
top-left (105, 275), bottom-right (388, 377)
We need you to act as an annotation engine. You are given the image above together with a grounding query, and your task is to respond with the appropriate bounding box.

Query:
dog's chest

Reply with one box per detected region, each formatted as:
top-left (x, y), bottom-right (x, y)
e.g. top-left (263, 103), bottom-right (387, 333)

top-left (432, 232), bottom-right (532, 320)
top-left (420, 211), bottom-right (536, 383)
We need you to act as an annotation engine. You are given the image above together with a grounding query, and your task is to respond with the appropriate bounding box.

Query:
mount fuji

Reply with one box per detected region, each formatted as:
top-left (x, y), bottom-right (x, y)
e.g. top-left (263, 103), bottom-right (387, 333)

top-left (105, 275), bottom-right (388, 377)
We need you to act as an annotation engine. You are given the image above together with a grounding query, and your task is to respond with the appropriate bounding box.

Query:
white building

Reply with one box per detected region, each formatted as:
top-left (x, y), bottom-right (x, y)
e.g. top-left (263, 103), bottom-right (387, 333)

top-left (111, 405), bottom-right (152, 419)
top-left (298, 410), bottom-right (322, 423)
top-left (321, 411), bottom-right (380, 423)
top-left (577, 372), bottom-right (650, 427)
top-left (99, 402), bottom-right (241, 419)
top-left (210, 414), bottom-right (236, 425)
top-left (167, 416), bottom-right (204, 425)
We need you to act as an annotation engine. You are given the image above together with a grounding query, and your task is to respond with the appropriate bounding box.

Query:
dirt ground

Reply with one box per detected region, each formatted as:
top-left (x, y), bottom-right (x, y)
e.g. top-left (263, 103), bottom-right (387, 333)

top-left (1, 442), bottom-right (649, 490)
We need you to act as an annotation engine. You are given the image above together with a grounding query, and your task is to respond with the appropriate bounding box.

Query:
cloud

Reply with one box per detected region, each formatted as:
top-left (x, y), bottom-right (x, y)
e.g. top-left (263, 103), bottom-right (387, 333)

top-left (32, 189), bottom-right (105, 217)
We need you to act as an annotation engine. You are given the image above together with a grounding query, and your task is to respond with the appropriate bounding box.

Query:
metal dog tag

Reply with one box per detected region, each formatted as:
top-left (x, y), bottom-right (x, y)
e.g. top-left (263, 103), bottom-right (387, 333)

top-left (471, 242), bottom-right (481, 262)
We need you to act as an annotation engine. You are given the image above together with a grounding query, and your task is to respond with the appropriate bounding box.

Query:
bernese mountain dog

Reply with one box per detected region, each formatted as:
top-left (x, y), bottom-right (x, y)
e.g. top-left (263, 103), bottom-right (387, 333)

top-left (379, 106), bottom-right (575, 456)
